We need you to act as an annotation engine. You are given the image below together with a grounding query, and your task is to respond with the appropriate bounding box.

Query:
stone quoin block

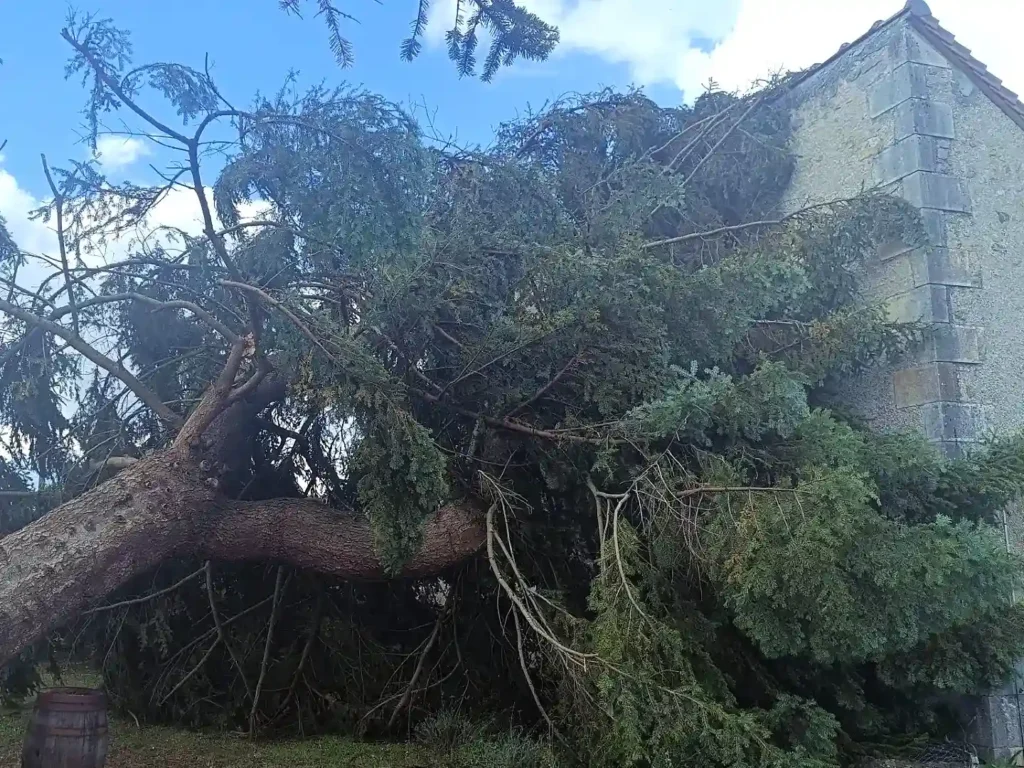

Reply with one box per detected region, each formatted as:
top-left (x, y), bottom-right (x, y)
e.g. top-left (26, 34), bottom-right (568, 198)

top-left (888, 27), bottom-right (952, 70)
top-left (918, 323), bottom-right (982, 364)
top-left (967, 692), bottom-right (1024, 759)
top-left (873, 134), bottom-right (950, 186)
top-left (869, 62), bottom-right (933, 116)
top-left (881, 212), bottom-right (952, 263)
top-left (893, 98), bottom-right (955, 140)
top-left (918, 209), bottom-right (949, 246)
top-left (900, 171), bottom-right (971, 212)
top-left (909, 247), bottom-right (981, 288)
top-left (885, 283), bottom-right (951, 323)
top-left (918, 401), bottom-right (985, 442)
top-left (893, 362), bottom-right (963, 408)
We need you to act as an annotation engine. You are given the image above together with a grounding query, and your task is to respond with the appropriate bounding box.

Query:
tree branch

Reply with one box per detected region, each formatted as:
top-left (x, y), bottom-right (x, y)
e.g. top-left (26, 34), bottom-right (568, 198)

top-left (60, 28), bottom-right (190, 145)
top-left (220, 280), bottom-right (341, 364)
top-left (40, 154), bottom-right (79, 336)
top-left (83, 565), bottom-right (205, 615)
top-left (249, 565), bottom-right (286, 732)
top-left (503, 352), bottom-right (580, 418)
top-left (0, 296), bottom-right (183, 429)
top-left (186, 141), bottom-right (264, 342)
top-left (642, 197), bottom-right (853, 250)
top-left (205, 560), bottom-right (253, 701)
top-left (411, 386), bottom-right (618, 446)
top-left (387, 607), bottom-right (446, 729)
top-left (0, 452), bottom-right (486, 667)
top-left (174, 334), bottom-right (253, 449)
top-left (48, 292), bottom-right (239, 343)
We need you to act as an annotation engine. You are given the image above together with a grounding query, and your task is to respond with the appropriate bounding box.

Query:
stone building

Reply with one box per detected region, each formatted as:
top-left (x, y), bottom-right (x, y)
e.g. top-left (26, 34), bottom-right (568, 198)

top-left (779, 0), bottom-right (1024, 760)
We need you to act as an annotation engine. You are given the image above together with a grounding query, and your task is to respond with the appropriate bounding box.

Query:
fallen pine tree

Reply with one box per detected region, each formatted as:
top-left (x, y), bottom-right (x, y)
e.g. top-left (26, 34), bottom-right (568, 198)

top-left (1, 11), bottom-right (1024, 767)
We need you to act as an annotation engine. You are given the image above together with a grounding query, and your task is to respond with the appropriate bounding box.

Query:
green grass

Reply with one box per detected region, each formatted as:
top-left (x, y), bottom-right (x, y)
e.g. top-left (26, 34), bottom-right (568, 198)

top-left (1, 666), bottom-right (436, 767)
top-left (3, 713), bottom-right (434, 768)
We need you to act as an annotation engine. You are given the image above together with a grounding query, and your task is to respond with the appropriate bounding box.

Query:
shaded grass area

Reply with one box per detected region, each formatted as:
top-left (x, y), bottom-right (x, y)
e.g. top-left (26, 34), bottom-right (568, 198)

top-left (1, 712), bottom-right (434, 767)
top-left (0, 666), bottom-right (436, 767)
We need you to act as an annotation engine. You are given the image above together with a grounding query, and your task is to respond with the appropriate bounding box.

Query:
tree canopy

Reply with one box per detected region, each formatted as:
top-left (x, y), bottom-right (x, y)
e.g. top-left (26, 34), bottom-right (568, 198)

top-left (278, 0), bottom-right (558, 78)
top-left (2, 11), bottom-right (1024, 768)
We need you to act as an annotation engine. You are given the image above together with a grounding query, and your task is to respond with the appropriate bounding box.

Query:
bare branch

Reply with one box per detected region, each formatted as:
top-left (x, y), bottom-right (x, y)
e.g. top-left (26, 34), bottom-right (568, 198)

top-left (206, 561), bottom-right (253, 700)
top-left (40, 154), bottom-right (80, 336)
top-left (512, 608), bottom-right (559, 738)
top-left (83, 565), bottom-right (205, 615)
top-left (413, 386), bottom-right (619, 446)
top-left (680, 95), bottom-right (766, 190)
top-left (642, 198), bottom-right (853, 251)
top-left (0, 296), bottom-right (184, 429)
top-left (387, 607), bottom-right (445, 728)
top-left (503, 352), bottom-right (580, 418)
top-left (48, 292), bottom-right (239, 343)
top-left (249, 565), bottom-right (286, 732)
top-left (274, 590), bottom-right (324, 719)
top-left (159, 637), bottom-right (220, 705)
top-left (485, 504), bottom-right (595, 663)
top-left (432, 323), bottom-right (464, 349)
top-left (185, 141), bottom-right (263, 341)
top-left (220, 280), bottom-right (337, 361)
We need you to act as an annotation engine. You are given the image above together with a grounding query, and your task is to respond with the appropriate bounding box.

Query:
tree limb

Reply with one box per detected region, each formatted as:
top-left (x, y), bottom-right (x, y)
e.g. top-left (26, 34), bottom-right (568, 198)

top-left (0, 296), bottom-right (183, 429)
top-left (83, 565), bottom-right (205, 615)
top-left (503, 352), bottom-right (580, 418)
top-left (412, 386), bottom-right (618, 446)
top-left (186, 143), bottom-right (264, 343)
top-left (205, 561), bottom-right (253, 701)
top-left (642, 197), bottom-right (854, 250)
top-left (0, 451), bottom-right (485, 668)
top-left (48, 292), bottom-right (239, 344)
top-left (249, 565), bottom-right (286, 732)
top-left (387, 606), bottom-right (446, 728)
top-left (173, 334), bottom-right (253, 449)
top-left (40, 154), bottom-right (79, 336)
top-left (60, 28), bottom-right (190, 145)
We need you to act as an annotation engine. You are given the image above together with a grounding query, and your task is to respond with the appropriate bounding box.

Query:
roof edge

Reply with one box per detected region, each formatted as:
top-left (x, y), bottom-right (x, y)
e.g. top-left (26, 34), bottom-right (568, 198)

top-left (780, 4), bottom-right (911, 95)
top-left (780, 1), bottom-right (1024, 134)
top-left (907, 9), bottom-right (1024, 131)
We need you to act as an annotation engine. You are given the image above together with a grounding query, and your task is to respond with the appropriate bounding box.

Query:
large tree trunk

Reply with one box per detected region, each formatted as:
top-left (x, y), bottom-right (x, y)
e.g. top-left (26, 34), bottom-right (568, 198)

top-left (0, 447), bottom-right (485, 667)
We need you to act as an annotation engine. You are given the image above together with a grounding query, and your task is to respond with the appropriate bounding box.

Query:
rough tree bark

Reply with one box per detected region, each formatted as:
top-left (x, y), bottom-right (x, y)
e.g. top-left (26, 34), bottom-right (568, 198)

top-left (0, 369), bottom-right (486, 668)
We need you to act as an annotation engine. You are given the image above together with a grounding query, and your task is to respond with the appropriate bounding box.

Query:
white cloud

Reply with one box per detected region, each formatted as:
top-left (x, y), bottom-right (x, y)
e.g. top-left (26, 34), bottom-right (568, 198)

top-left (0, 153), bottom-right (269, 284)
top-left (670, 1), bottom-right (897, 98)
top-left (92, 136), bottom-right (151, 172)
top-left (427, 0), bottom-right (740, 95)
top-left (426, 0), bottom-right (1024, 103)
top-left (670, 1), bottom-right (1024, 101)
top-left (0, 154), bottom-right (273, 430)
top-left (0, 156), bottom-right (55, 258)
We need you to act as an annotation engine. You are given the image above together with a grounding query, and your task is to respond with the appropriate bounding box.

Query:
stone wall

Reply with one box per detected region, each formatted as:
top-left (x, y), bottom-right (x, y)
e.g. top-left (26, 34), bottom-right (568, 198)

top-left (781, 18), bottom-right (982, 458)
top-left (781, 16), bottom-right (1024, 761)
top-left (946, 71), bottom-right (1024, 438)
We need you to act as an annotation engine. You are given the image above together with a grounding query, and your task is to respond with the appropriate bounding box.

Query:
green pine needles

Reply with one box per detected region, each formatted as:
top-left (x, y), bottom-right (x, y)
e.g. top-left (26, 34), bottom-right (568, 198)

top-left (3, 16), bottom-right (1024, 766)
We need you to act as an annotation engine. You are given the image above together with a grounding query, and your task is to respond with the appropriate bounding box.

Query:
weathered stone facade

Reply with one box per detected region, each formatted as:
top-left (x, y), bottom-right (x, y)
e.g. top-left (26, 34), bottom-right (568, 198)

top-left (778, 2), bottom-right (1024, 761)
top-left (781, 16), bottom-right (983, 458)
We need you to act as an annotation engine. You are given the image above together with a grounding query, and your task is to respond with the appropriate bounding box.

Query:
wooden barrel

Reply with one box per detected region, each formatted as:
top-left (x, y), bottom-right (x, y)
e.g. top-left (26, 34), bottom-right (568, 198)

top-left (20, 687), bottom-right (109, 768)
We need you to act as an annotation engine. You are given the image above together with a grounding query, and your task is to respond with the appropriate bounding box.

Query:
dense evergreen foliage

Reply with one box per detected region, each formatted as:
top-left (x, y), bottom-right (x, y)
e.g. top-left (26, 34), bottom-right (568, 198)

top-left (3, 12), bottom-right (1024, 768)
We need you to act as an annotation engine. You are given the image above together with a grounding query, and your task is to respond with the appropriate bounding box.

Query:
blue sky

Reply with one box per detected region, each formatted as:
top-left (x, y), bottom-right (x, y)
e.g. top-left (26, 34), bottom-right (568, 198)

top-left (1, 0), bottom-right (1019, 253)
top-left (0, 0), bottom-right (689, 197)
